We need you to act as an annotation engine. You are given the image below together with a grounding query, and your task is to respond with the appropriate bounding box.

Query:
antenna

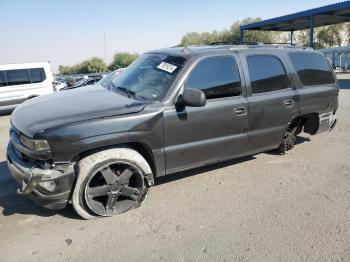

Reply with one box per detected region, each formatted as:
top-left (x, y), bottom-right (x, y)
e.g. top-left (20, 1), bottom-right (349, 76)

top-left (103, 32), bottom-right (107, 64)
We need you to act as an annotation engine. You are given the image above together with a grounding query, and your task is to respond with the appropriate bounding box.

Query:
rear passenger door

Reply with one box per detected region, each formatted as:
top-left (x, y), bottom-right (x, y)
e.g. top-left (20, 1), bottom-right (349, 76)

top-left (241, 53), bottom-right (300, 152)
top-left (164, 54), bottom-right (249, 173)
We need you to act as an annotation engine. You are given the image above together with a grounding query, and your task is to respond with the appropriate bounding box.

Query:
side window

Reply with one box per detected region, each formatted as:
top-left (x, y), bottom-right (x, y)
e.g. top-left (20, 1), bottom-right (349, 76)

top-left (185, 56), bottom-right (241, 99)
top-left (0, 71), bottom-right (7, 87)
top-left (5, 69), bottom-right (31, 86)
top-left (289, 52), bottom-right (335, 86)
top-left (30, 68), bottom-right (46, 83)
top-left (247, 55), bottom-right (289, 94)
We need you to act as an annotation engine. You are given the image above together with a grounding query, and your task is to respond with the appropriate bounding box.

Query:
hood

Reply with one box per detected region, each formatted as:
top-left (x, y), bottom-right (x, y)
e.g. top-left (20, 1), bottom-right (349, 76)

top-left (11, 85), bottom-right (145, 137)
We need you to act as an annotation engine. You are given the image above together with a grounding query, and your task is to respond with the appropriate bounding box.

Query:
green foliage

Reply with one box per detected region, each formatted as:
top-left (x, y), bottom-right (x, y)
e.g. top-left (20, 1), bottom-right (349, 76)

top-left (79, 57), bottom-right (108, 74)
top-left (59, 52), bottom-right (139, 75)
top-left (180, 17), bottom-right (277, 46)
top-left (181, 30), bottom-right (232, 45)
top-left (180, 18), bottom-right (350, 49)
top-left (58, 57), bottom-right (107, 75)
top-left (316, 24), bottom-right (344, 48)
top-left (109, 52), bottom-right (139, 71)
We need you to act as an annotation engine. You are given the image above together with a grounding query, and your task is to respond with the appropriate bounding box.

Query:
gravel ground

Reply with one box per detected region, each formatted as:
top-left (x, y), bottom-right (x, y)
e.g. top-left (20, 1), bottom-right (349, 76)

top-left (0, 90), bottom-right (349, 262)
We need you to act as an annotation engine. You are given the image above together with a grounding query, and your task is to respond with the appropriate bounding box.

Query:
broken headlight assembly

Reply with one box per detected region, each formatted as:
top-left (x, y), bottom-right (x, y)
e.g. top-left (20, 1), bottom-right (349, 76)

top-left (20, 135), bottom-right (50, 151)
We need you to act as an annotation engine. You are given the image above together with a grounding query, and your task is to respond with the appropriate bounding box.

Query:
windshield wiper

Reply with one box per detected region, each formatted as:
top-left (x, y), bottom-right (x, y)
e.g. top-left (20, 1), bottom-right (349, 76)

top-left (116, 86), bottom-right (136, 99)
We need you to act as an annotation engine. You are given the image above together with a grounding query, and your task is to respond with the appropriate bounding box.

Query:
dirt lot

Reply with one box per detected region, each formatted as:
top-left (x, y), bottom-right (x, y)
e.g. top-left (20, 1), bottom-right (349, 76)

top-left (0, 90), bottom-right (349, 262)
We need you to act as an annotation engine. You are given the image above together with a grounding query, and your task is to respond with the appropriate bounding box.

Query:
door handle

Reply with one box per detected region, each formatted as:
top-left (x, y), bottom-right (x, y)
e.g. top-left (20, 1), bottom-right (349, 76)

top-left (234, 107), bottom-right (246, 115)
top-left (283, 99), bottom-right (295, 107)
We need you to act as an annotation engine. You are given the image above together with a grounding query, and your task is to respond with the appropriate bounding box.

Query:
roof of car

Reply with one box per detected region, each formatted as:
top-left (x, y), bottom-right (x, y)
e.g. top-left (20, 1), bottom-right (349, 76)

top-left (147, 44), bottom-right (314, 59)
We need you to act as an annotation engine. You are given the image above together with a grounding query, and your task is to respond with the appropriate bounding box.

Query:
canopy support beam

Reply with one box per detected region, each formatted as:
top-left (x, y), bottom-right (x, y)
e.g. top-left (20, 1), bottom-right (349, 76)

top-left (310, 14), bottom-right (315, 48)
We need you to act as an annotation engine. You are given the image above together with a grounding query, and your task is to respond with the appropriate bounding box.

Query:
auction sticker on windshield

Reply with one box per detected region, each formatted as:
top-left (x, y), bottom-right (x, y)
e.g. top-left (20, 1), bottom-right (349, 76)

top-left (157, 62), bottom-right (177, 73)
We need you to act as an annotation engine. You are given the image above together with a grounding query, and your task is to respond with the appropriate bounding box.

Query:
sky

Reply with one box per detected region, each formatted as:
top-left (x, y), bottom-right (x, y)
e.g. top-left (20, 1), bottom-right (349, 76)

top-left (0, 0), bottom-right (343, 72)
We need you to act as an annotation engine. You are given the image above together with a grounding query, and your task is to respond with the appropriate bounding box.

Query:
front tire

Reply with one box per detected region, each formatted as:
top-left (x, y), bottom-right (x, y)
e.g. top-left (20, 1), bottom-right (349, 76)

top-left (72, 147), bottom-right (152, 219)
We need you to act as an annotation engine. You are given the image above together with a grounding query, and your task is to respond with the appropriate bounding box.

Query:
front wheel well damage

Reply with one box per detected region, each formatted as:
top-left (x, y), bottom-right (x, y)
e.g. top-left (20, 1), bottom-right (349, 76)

top-left (73, 142), bottom-right (157, 180)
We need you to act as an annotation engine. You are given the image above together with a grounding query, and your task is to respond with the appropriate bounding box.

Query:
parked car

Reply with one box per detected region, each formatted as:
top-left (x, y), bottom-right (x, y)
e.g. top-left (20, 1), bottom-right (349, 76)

top-left (0, 62), bottom-right (54, 109)
top-left (7, 45), bottom-right (338, 219)
top-left (53, 80), bottom-right (67, 91)
top-left (60, 76), bottom-right (102, 91)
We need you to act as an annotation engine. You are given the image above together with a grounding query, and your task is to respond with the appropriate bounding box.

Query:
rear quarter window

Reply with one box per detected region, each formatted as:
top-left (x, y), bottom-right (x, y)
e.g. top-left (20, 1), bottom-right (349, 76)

top-left (289, 52), bottom-right (335, 86)
top-left (30, 68), bottom-right (46, 83)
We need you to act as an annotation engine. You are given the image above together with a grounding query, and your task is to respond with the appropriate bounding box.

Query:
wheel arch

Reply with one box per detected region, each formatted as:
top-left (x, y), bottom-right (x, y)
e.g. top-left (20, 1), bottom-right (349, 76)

top-left (288, 113), bottom-right (320, 135)
top-left (73, 141), bottom-right (157, 183)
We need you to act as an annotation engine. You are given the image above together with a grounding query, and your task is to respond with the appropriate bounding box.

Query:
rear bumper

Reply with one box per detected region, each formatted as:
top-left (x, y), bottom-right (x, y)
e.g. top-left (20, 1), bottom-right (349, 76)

top-left (6, 142), bottom-right (75, 210)
top-left (318, 111), bottom-right (337, 133)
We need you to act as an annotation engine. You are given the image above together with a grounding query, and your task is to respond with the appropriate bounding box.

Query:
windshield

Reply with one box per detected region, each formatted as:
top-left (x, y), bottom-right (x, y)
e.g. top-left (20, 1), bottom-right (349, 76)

top-left (99, 68), bottom-right (124, 87)
top-left (109, 53), bottom-right (186, 101)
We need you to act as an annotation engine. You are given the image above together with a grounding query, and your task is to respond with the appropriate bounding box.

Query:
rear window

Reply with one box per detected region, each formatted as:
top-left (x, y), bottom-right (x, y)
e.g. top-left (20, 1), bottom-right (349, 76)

top-left (0, 71), bottom-right (6, 87)
top-left (30, 68), bottom-right (46, 83)
top-left (289, 52), bottom-right (335, 86)
top-left (5, 69), bottom-right (31, 86)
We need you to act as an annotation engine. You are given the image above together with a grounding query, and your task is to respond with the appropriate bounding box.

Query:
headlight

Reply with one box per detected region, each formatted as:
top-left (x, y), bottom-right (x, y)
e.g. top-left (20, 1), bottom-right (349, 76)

top-left (20, 135), bottom-right (50, 151)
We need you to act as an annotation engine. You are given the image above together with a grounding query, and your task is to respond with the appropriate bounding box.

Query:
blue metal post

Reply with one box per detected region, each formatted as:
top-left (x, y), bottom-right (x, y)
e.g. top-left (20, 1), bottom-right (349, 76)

top-left (290, 30), bottom-right (294, 46)
top-left (240, 29), bottom-right (244, 44)
top-left (309, 15), bottom-right (314, 48)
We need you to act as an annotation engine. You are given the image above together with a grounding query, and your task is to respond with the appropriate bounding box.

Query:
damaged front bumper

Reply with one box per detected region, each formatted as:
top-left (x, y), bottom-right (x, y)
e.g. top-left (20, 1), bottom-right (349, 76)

top-left (6, 142), bottom-right (75, 210)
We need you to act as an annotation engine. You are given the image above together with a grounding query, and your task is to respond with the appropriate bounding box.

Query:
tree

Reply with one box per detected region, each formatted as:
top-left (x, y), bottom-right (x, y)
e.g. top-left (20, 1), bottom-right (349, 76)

top-left (58, 65), bottom-right (74, 75)
top-left (181, 30), bottom-right (232, 45)
top-left (230, 18), bottom-right (277, 43)
top-left (109, 52), bottom-right (139, 71)
top-left (79, 57), bottom-right (108, 74)
top-left (180, 18), bottom-right (277, 46)
top-left (316, 24), bottom-right (345, 48)
top-left (58, 57), bottom-right (107, 75)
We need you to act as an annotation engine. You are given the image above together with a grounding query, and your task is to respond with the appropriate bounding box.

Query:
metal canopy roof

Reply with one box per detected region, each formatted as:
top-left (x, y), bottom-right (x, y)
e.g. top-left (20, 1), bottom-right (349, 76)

top-left (240, 1), bottom-right (350, 31)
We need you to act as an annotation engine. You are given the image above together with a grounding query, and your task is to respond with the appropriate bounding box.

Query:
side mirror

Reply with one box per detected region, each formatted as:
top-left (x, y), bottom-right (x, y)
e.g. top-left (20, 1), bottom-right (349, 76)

top-left (179, 88), bottom-right (206, 107)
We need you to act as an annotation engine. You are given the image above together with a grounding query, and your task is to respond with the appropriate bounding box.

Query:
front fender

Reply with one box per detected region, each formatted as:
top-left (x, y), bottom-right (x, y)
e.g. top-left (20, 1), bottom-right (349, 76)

top-left (39, 107), bottom-right (164, 170)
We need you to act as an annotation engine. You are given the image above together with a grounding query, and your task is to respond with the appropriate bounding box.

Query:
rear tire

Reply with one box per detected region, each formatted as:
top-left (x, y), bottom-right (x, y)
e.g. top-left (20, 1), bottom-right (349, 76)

top-left (72, 147), bottom-right (152, 219)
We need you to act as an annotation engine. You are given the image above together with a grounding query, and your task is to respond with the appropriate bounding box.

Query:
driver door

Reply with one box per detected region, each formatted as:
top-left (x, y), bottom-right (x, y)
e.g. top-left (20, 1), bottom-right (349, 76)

top-left (163, 54), bottom-right (249, 174)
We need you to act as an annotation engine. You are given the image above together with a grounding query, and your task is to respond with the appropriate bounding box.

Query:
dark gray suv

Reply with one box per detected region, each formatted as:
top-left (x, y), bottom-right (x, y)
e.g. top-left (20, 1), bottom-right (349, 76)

top-left (7, 45), bottom-right (338, 219)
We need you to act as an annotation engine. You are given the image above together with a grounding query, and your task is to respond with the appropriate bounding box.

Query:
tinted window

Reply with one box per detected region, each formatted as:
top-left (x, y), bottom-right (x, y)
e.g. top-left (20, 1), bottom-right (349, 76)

top-left (0, 71), bottom-right (6, 87)
top-left (30, 68), bottom-right (46, 83)
top-left (247, 55), bottom-right (289, 94)
top-left (5, 69), bottom-right (31, 86)
top-left (185, 56), bottom-right (241, 99)
top-left (290, 52), bottom-right (335, 86)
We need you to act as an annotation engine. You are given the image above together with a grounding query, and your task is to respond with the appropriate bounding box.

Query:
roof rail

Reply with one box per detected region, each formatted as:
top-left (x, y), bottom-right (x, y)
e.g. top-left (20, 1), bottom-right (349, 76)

top-left (209, 41), bottom-right (262, 46)
top-left (209, 41), bottom-right (238, 45)
top-left (209, 41), bottom-right (300, 46)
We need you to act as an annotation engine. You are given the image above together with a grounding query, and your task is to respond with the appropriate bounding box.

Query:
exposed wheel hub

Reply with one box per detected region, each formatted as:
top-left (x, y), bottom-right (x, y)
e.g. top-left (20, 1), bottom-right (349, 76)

top-left (279, 129), bottom-right (296, 154)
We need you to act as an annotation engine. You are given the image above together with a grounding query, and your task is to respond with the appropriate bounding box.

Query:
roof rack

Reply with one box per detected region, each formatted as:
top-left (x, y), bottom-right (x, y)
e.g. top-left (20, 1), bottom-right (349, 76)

top-left (209, 41), bottom-right (301, 46)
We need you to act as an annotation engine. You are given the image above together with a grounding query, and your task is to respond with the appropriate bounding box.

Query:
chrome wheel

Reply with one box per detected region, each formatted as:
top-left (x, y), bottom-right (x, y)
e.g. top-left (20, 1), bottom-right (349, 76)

top-left (84, 161), bottom-right (145, 216)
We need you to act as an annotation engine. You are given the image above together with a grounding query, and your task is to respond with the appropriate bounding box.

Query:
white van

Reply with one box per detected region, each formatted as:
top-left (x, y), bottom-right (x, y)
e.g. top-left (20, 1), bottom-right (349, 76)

top-left (0, 62), bottom-right (54, 109)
